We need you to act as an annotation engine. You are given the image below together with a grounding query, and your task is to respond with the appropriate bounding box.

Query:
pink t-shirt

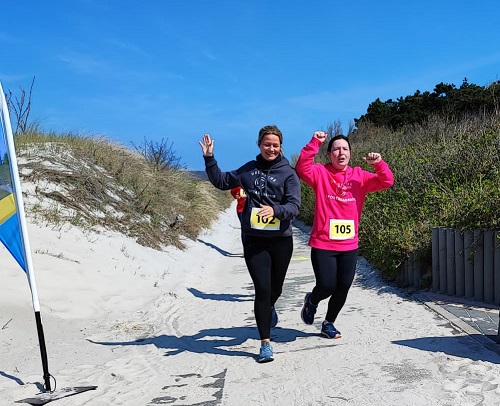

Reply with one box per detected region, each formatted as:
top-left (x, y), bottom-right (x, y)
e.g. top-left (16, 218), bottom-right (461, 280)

top-left (296, 137), bottom-right (394, 251)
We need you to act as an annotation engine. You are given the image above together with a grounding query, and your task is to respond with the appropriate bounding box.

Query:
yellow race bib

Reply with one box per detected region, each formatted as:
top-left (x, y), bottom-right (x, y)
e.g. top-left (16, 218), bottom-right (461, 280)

top-left (250, 207), bottom-right (280, 231)
top-left (329, 219), bottom-right (355, 240)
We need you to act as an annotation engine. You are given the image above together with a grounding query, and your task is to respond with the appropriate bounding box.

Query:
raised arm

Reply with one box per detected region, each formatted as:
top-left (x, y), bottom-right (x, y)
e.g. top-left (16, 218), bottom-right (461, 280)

top-left (198, 133), bottom-right (214, 157)
top-left (295, 131), bottom-right (326, 187)
top-left (362, 153), bottom-right (394, 193)
top-left (199, 133), bottom-right (240, 190)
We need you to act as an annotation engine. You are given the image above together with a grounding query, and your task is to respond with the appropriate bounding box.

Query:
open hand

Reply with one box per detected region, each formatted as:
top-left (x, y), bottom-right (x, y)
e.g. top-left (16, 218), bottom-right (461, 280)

top-left (198, 133), bottom-right (214, 157)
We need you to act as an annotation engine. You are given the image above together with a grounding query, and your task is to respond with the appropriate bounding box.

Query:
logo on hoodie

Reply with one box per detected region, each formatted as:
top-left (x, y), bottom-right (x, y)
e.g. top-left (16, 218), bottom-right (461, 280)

top-left (250, 172), bottom-right (277, 199)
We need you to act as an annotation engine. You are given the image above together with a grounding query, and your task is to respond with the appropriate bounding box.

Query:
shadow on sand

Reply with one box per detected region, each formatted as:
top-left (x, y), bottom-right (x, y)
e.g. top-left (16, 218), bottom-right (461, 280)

top-left (187, 287), bottom-right (253, 302)
top-left (89, 325), bottom-right (317, 361)
top-left (393, 335), bottom-right (500, 364)
top-left (197, 239), bottom-right (243, 257)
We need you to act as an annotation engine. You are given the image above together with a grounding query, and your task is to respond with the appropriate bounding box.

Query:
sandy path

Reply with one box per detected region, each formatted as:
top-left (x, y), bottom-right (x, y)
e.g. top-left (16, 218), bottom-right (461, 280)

top-left (1, 205), bottom-right (500, 405)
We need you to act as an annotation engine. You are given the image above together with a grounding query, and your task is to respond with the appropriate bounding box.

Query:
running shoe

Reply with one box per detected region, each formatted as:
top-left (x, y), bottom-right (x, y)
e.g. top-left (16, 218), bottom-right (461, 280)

top-left (271, 306), bottom-right (278, 328)
top-left (321, 321), bottom-right (342, 339)
top-left (258, 342), bottom-right (274, 363)
top-left (301, 292), bottom-right (317, 325)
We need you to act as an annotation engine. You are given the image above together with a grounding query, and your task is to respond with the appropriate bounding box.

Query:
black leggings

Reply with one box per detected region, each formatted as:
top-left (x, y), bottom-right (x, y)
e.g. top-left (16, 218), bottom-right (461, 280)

top-left (244, 235), bottom-right (293, 340)
top-left (309, 248), bottom-right (358, 323)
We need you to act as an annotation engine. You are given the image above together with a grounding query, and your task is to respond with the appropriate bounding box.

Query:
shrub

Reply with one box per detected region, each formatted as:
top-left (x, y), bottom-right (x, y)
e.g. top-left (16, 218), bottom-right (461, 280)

top-left (298, 112), bottom-right (500, 281)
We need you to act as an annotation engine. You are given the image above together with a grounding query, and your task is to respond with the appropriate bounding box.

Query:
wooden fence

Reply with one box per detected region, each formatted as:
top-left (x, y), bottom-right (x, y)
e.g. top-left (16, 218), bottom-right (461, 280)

top-left (399, 227), bottom-right (500, 304)
top-left (431, 228), bottom-right (500, 304)
top-left (399, 227), bottom-right (500, 343)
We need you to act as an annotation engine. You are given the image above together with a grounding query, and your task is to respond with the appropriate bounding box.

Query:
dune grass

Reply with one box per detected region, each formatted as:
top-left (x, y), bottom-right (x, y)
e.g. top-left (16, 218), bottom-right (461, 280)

top-left (13, 130), bottom-right (232, 250)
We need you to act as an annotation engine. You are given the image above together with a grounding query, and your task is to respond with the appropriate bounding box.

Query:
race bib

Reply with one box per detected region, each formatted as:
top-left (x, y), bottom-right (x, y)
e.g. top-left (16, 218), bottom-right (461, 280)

top-left (329, 219), bottom-right (355, 240)
top-left (250, 207), bottom-right (280, 230)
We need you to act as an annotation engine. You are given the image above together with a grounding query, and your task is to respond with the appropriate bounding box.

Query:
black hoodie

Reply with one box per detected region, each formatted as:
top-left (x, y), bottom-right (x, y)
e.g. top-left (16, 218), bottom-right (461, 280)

top-left (204, 154), bottom-right (301, 238)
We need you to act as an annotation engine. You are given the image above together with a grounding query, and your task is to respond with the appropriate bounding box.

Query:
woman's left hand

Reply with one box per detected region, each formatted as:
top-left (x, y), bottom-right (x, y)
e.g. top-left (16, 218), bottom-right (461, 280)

top-left (363, 152), bottom-right (382, 165)
top-left (258, 204), bottom-right (275, 219)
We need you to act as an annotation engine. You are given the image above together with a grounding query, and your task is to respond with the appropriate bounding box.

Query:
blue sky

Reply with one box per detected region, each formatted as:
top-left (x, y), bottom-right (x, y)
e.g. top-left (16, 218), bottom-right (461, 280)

top-left (1, 1), bottom-right (499, 171)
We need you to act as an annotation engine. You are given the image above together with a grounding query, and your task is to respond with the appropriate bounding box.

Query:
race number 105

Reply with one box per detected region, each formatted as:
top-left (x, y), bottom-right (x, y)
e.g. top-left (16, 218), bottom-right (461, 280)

top-left (329, 219), bottom-right (355, 240)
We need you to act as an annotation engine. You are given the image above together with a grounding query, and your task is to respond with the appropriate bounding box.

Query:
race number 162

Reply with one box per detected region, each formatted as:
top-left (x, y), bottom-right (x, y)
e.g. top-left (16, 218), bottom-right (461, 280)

top-left (250, 207), bottom-right (280, 230)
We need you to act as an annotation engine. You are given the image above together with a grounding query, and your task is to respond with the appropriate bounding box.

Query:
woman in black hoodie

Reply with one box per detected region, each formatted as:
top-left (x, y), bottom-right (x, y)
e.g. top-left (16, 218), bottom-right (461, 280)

top-left (199, 125), bottom-right (301, 363)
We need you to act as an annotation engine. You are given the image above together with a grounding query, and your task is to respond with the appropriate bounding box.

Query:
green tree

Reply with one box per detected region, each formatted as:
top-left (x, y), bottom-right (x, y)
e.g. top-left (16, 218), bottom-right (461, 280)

top-left (355, 80), bottom-right (498, 131)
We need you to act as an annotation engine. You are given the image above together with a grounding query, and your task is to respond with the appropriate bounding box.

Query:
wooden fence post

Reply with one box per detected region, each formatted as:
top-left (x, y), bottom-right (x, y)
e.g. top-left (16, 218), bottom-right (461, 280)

top-left (432, 227), bottom-right (440, 292)
top-left (455, 228), bottom-right (465, 297)
top-left (483, 230), bottom-right (494, 304)
top-left (494, 231), bottom-right (500, 306)
top-left (439, 227), bottom-right (447, 294)
top-left (446, 228), bottom-right (456, 296)
top-left (473, 230), bottom-right (484, 302)
top-left (464, 230), bottom-right (474, 299)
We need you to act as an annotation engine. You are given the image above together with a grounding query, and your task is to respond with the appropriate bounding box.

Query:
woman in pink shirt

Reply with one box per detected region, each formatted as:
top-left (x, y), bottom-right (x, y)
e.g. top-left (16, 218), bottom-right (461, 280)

top-left (295, 131), bottom-right (394, 339)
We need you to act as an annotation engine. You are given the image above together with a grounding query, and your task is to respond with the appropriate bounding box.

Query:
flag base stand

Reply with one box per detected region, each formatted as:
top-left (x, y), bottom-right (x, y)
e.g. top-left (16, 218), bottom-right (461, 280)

top-left (15, 386), bottom-right (98, 405)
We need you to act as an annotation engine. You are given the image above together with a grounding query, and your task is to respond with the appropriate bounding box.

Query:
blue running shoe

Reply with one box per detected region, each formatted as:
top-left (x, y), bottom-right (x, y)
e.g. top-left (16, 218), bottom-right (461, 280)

top-left (258, 342), bottom-right (274, 363)
top-left (301, 293), bottom-right (317, 325)
top-left (321, 321), bottom-right (342, 339)
top-left (271, 307), bottom-right (278, 328)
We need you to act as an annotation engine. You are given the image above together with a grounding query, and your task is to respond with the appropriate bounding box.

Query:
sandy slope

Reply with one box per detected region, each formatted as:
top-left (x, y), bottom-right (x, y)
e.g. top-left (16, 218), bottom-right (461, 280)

top-left (1, 204), bottom-right (500, 405)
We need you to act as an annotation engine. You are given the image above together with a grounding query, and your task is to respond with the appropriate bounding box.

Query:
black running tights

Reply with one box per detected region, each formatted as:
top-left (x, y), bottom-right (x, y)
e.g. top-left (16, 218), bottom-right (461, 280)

top-left (244, 235), bottom-right (293, 340)
top-left (310, 248), bottom-right (358, 323)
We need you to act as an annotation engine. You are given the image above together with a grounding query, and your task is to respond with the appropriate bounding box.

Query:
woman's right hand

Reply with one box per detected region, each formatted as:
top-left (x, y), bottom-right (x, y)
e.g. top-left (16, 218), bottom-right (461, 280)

top-left (313, 131), bottom-right (327, 143)
top-left (199, 133), bottom-right (214, 157)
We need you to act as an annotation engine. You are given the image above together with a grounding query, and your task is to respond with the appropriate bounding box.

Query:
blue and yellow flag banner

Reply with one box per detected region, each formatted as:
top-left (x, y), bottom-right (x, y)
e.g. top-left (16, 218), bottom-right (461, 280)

top-left (1, 84), bottom-right (52, 393)
top-left (0, 83), bottom-right (27, 271)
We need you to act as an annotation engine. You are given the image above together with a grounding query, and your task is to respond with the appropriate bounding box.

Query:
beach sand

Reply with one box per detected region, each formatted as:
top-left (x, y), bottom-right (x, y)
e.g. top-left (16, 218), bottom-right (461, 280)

top-left (2, 204), bottom-right (500, 405)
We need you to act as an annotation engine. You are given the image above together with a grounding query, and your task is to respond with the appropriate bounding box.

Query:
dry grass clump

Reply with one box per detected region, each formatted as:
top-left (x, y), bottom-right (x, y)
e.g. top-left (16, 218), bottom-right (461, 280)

top-left (14, 131), bottom-right (231, 250)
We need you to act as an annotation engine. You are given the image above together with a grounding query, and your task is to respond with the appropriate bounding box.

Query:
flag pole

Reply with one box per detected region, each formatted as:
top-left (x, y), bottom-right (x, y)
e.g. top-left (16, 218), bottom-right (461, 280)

top-left (0, 82), bottom-right (52, 391)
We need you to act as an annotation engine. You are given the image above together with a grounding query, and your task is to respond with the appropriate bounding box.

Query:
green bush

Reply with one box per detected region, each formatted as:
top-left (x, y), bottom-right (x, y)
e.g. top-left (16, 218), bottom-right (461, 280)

top-left (298, 113), bottom-right (500, 283)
